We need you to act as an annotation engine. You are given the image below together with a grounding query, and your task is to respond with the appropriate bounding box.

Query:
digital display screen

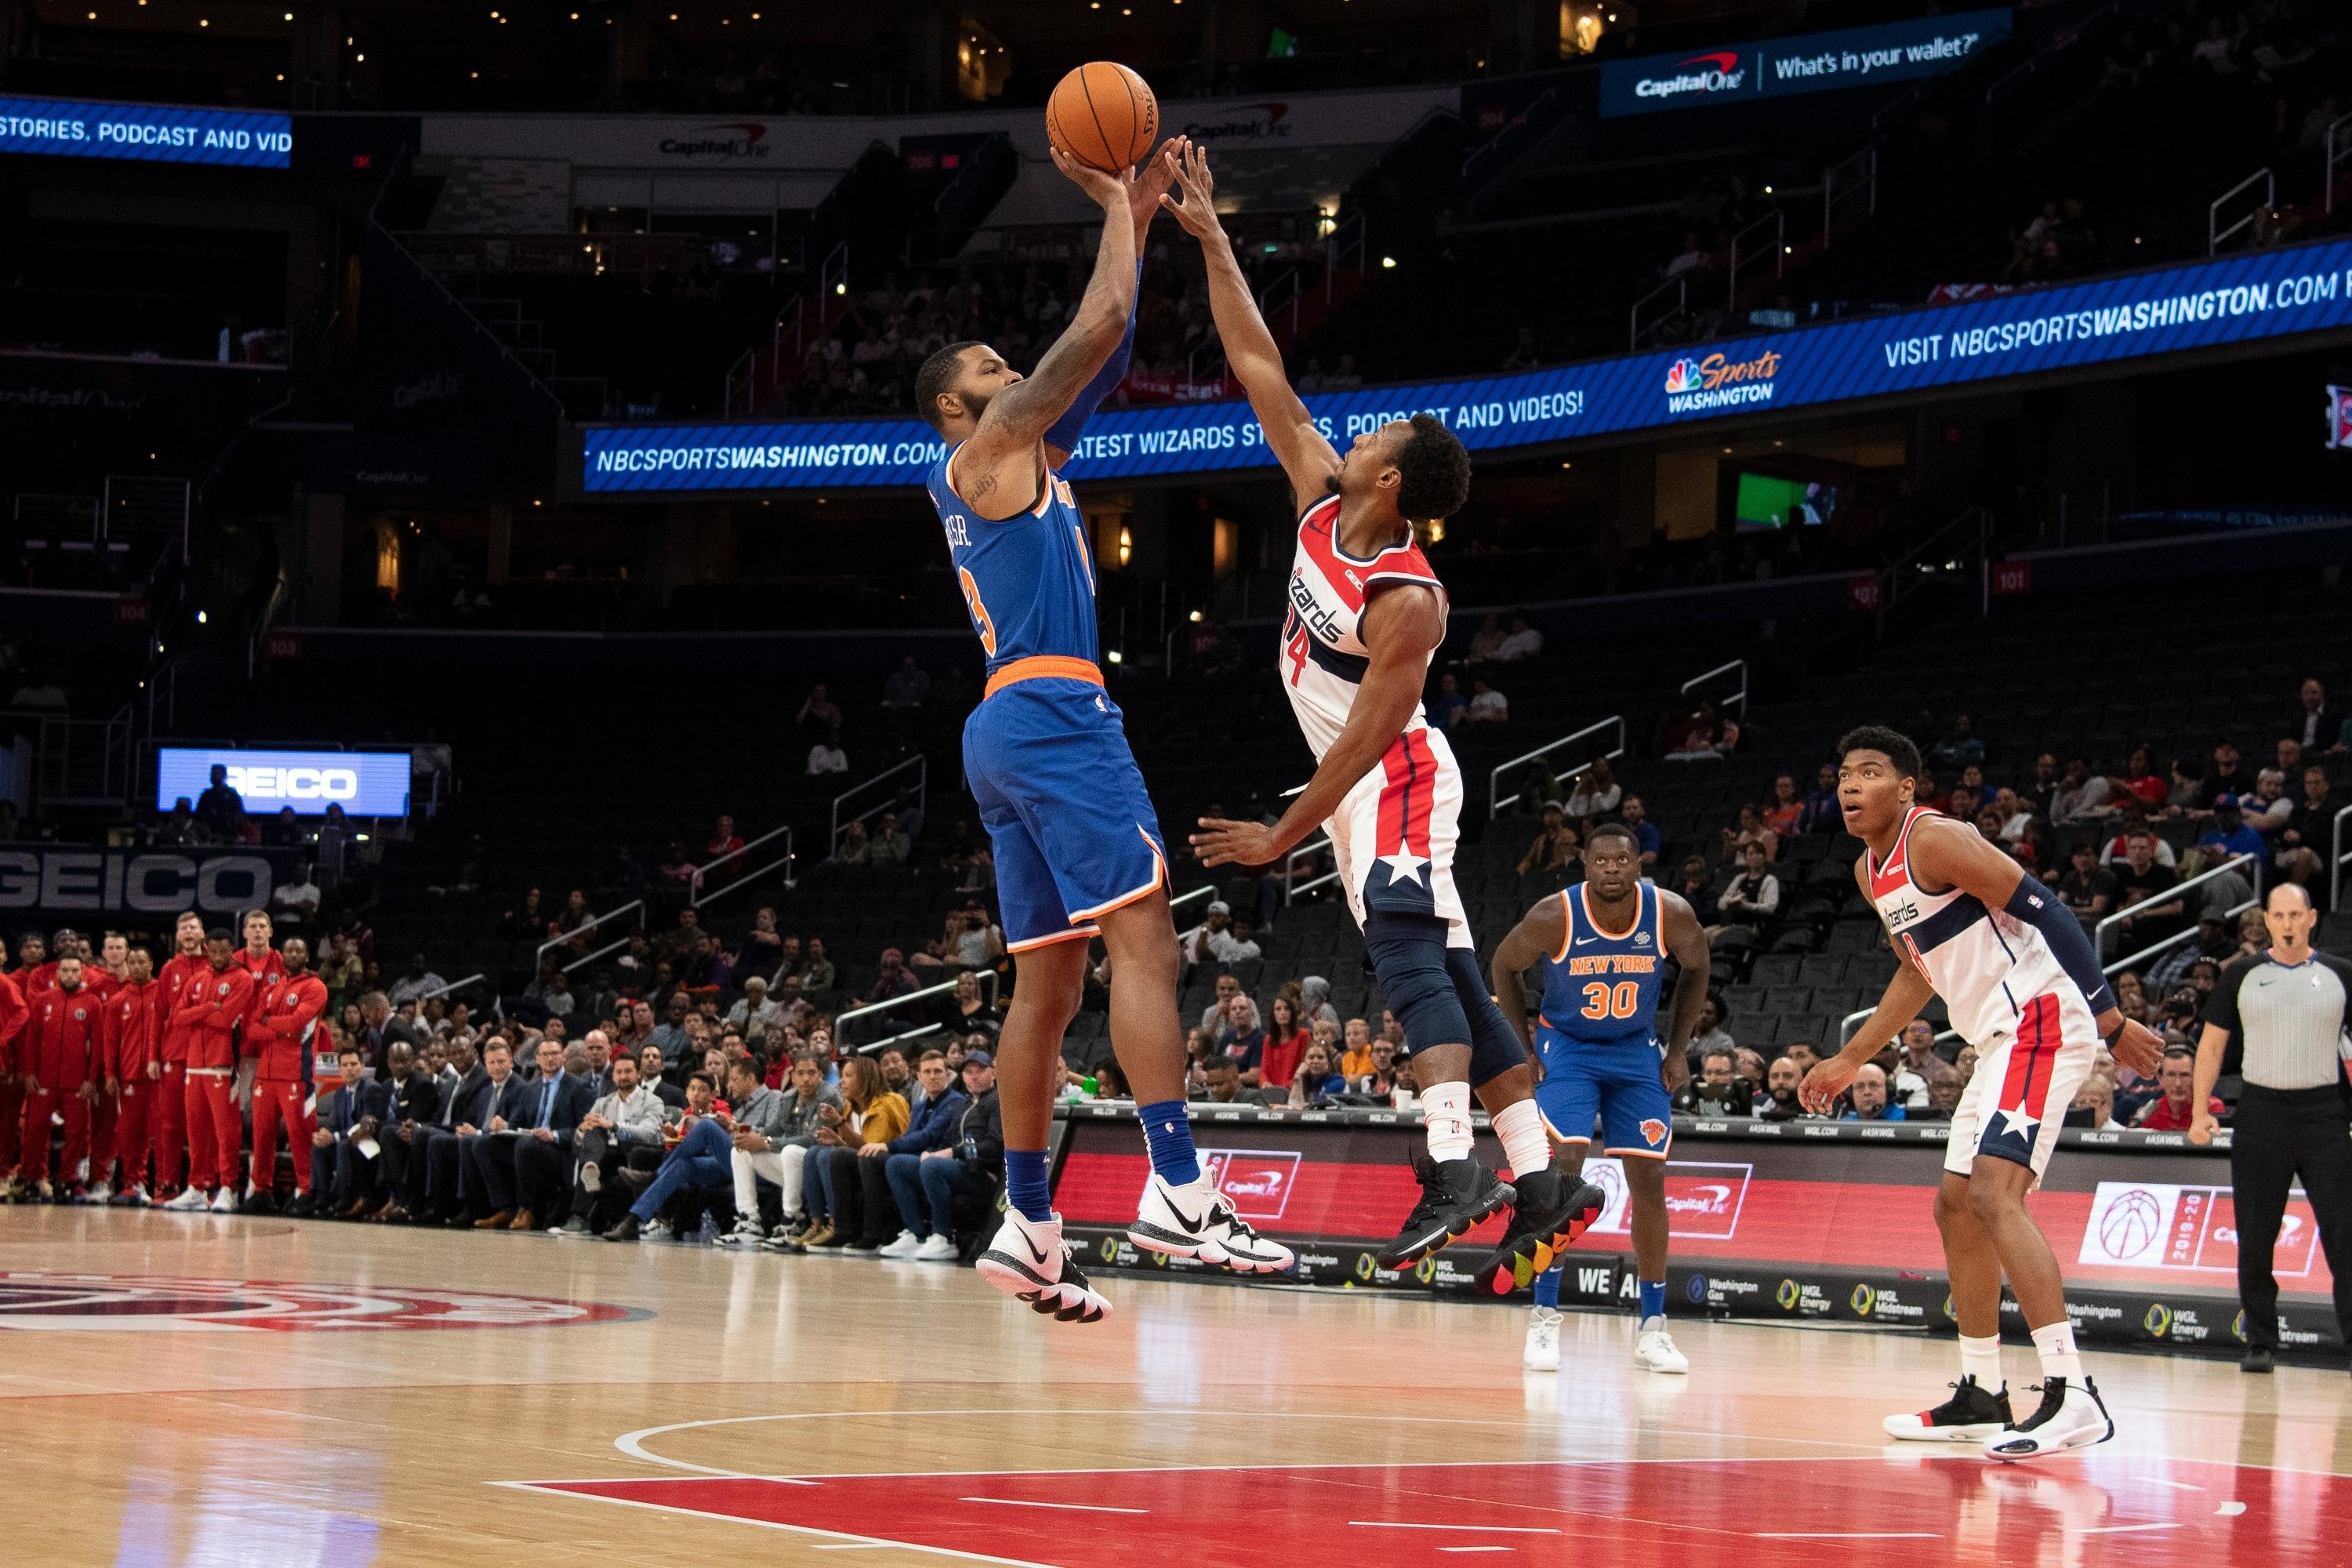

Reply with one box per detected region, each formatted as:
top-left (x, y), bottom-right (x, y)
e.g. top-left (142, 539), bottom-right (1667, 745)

top-left (0, 94), bottom-right (291, 168)
top-left (1733, 471), bottom-right (1835, 529)
top-left (155, 748), bottom-right (411, 818)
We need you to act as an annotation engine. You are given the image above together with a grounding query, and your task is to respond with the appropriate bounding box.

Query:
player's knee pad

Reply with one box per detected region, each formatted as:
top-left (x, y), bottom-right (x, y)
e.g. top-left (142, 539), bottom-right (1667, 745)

top-left (1363, 913), bottom-right (1472, 1055)
top-left (1446, 946), bottom-right (1529, 1091)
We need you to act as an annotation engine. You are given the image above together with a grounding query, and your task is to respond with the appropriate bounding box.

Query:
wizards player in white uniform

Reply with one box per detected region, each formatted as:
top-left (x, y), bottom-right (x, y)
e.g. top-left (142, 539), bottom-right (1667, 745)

top-left (914, 136), bottom-right (1290, 1327)
top-left (1164, 143), bottom-right (1601, 1287)
top-left (1804, 727), bottom-right (2165, 1458)
top-left (1490, 825), bottom-right (1711, 1375)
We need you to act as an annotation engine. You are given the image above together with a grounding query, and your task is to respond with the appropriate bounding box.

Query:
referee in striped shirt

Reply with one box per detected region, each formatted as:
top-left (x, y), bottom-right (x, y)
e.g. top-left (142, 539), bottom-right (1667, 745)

top-left (2190, 884), bottom-right (2352, 1373)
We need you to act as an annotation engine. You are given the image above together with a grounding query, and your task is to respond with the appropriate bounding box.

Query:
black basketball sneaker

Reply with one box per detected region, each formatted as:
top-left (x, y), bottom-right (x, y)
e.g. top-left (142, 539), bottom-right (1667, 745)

top-left (1377, 1149), bottom-right (1515, 1272)
top-left (1882, 1374), bottom-right (2013, 1442)
top-left (1472, 1167), bottom-right (1607, 1296)
top-left (1982, 1377), bottom-right (2114, 1460)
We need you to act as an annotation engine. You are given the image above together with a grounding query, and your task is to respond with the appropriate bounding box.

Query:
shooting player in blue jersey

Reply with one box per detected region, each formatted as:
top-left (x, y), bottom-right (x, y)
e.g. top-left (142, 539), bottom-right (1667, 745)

top-left (1490, 822), bottom-right (1712, 1376)
top-left (913, 136), bottom-right (1291, 1326)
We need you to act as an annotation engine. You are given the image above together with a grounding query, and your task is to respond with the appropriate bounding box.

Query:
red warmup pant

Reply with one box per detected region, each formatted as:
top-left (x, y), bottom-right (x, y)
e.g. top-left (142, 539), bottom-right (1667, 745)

top-left (19, 1088), bottom-right (90, 1185)
top-left (87, 1088), bottom-right (118, 1186)
top-left (154, 1063), bottom-right (188, 1192)
top-left (109, 1080), bottom-right (158, 1191)
top-left (249, 1078), bottom-right (314, 1195)
top-left (0, 1079), bottom-right (20, 1176)
top-left (183, 1069), bottom-right (240, 1193)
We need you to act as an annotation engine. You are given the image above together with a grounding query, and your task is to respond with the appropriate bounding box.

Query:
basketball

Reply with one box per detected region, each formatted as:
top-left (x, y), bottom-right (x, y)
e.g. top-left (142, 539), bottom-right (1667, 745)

top-left (1046, 61), bottom-right (1158, 173)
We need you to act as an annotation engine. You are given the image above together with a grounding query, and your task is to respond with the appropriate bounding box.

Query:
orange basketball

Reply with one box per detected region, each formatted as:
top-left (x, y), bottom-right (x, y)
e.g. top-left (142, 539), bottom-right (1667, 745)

top-left (1046, 61), bottom-right (1159, 174)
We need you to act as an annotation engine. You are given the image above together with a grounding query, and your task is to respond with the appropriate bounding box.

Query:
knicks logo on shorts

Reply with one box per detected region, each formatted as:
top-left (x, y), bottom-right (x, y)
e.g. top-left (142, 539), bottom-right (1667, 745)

top-left (1639, 1118), bottom-right (1667, 1147)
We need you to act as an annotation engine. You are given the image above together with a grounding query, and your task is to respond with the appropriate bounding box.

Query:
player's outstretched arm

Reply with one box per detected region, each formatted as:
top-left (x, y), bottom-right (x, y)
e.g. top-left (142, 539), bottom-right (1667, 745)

top-left (1656, 888), bottom-right (1710, 1092)
top-left (1190, 583), bottom-right (1443, 869)
top-left (1042, 139), bottom-right (1185, 470)
top-left (1490, 898), bottom-right (1569, 1058)
top-left (960, 147), bottom-right (1155, 498)
top-left (1157, 141), bottom-right (1339, 506)
top-left (1907, 816), bottom-right (2161, 1075)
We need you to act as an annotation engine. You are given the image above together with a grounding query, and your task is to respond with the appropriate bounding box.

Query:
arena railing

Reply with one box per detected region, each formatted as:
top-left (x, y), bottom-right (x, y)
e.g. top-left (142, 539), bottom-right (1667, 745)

top-left (2208, 166), bottom-right (2274, 255)
top-left (1679, 659), bottom-right (1748, 721)
top-left (415, 973), bottom-right (486, 1006)
top-left (1628, 273), bottom-right (1688, 351)
top-left (1283, 834), bottom-right (1339, 906)
top-left (1725, 210), bottom-right (1784, 313)
top-left (2331, 802), bottom-right (2352, 909)
top-left (1488, 715), bottom-right (1626, 817)
top-left (837, 970), bottom-right (1001, 1055)
top-left (2092, 852), bottom-right (2259, 964)
top-left (830, 754), bottom-right (927, 856)
top-left (536, 899), bottom-right (645, 978)
top-left (691, 825), bottom-right (795, 909)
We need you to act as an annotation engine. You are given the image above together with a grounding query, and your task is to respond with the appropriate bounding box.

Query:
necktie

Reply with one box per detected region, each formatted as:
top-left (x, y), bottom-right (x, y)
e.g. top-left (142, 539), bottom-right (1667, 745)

top-left (539, 1080), bottom-right (554, 1130)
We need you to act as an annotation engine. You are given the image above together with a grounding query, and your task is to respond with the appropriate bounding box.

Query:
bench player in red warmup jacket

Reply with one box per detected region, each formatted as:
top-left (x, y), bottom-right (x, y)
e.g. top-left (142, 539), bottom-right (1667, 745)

top-left (161, 930), bottom-right (254, 1214)
top-left (98, 946), bottom-right (162, 1204)
top-left (0, 967), bottom-right (27, 1196)
top-left (245, 936), bottom-right (328, 1215)
top-left (153, 913), bottom-right (209, 1200)
top-left (21, 953), bottom-right (101, 1200)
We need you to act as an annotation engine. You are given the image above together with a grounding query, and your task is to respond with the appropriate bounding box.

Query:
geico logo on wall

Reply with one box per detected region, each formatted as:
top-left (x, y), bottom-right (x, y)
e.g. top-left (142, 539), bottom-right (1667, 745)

top-left (154, 746), bottom-right (411, 817)
top-left (0, 849), bottom-right (285, 916)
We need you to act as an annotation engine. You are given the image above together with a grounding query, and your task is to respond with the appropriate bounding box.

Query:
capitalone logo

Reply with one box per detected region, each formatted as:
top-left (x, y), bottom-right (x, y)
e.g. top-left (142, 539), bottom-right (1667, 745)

top-left (658, 122), bottom-right (770, 158)
top-left (1635, 52), bottom-right (1747, 102)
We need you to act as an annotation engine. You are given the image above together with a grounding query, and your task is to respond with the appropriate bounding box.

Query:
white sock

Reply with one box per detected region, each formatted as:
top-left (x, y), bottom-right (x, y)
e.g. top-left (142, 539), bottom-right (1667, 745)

top-left (1959, 1334), bottom-right (2004, 1392)
top-left (2031, 1320), bottom-right (2083, 1385)
top-left (1490, 1098), bottom-right (1550, 1180)
top-left (1421, 1080), bottom-right (1474, 1163)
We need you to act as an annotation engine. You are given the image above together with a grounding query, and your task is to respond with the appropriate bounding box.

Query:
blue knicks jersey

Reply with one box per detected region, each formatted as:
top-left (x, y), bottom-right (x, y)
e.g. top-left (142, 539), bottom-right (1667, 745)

top-left (927, 444), bottom-right (1097, 673)
top-left (1538, 881), bottom-right (1668, 1046)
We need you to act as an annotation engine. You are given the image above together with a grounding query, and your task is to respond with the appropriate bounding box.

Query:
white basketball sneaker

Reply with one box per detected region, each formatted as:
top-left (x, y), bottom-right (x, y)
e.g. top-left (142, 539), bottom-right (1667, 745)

top-left (1126, 1171), bottom-right (1294, 1274)
top-left (1523, 1307), bottom-right (1563, 1371)
top-left (1982, 1378), bottom-right (2114, 1461)
top-left (975, 1209), bottom-right (1111, 1323)
top-left (162, 1186), bottom-right (210, 1212)
top-left (1633, 1316), bottom-right (1690, 1374)
top-left (913, 1233), bottom-right (960, 1261)
top-left (877, 1229), bottom-right (922, 1259)
top-left (207, 1189), bottom-right (236, 1214)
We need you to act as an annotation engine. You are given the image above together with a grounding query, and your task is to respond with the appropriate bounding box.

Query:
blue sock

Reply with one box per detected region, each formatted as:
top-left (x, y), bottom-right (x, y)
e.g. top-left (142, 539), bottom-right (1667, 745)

top-left (1534, 1265), bottom-right (1563, 1310)
top-left (1005, 1149), bottom-right (1052, 1223)
top-left (1137, 1100), bottom-right (1201, 1185)
top-left (1639, 1279), bottom-right (1666, 1321)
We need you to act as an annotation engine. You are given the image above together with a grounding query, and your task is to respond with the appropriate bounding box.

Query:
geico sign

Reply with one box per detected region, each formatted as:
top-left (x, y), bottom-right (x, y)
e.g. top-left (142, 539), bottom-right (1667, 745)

top-left (223, 764), bottom-right (360, 801)
top-left (0, 851), bottom-right (277, 914)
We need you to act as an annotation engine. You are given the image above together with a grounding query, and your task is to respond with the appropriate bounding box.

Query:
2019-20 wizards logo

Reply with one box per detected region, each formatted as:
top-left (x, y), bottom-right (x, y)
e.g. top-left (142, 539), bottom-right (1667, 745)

top-left (0, 1272), bottom-right (648, 1331)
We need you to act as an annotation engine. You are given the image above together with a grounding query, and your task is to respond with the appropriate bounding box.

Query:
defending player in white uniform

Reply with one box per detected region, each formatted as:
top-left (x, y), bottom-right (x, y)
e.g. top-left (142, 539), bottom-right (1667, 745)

top-left (1165, 143), bottom-right (1601, 1286)
top-left (1804, 727), bottom-right (2165, 1460)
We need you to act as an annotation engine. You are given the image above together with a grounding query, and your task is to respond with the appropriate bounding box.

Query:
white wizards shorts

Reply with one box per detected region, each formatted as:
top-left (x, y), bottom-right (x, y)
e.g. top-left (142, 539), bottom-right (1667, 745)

top-left (1945, 985), bottom-right (2099, 1187)
top-left (1325, 723), bottom-right (1472, 949)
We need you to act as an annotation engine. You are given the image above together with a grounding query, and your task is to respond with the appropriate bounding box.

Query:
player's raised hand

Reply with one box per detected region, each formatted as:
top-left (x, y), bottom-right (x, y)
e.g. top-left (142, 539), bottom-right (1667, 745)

top-left (2106, 1014), bottom-right (2165, 1080)
top-left (1128, 137), bottom-right (1186, 234)
top-left (1048, 143), bottom-right (1132, 209)
top-left (1158, 140), bottom-right (1222, 240)
top-left (1190, 816), bottom-right (1279, 867)
top-left (1798, 1052), bottom-right (1858, 1117)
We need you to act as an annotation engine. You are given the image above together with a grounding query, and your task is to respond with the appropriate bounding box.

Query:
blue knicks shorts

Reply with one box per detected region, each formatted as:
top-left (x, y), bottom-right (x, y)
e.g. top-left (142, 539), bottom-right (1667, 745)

top-left (1533, 1026), bottom-right (1674, 1158)
top-left (963, 673), bottom-right (1167, 953)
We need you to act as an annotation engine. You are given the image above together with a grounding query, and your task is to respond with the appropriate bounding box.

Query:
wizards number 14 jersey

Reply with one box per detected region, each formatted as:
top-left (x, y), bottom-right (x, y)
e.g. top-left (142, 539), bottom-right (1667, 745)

top-left (1279, 493), bottom-right (1448, 760)
top-left (928, 444), bottom-right (1098, 674)
top-left (1540, 882), bottom-right (1668, 1047)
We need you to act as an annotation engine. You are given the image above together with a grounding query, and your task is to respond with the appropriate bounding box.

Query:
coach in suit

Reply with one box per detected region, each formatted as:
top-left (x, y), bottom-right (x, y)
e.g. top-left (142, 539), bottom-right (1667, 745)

top-left (369, 1041), bottom-right (441, 1209)
top-left (311, 1046), bottom-right (389, 1211)
top-left (421, 1038), bottom-right (519, 1223)
top-left (469, 1036), bottom-right (595, 1230)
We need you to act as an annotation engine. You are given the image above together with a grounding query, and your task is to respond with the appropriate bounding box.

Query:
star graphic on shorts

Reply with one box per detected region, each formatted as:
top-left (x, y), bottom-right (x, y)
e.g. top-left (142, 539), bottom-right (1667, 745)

top-left (1994, 1104), bottom-right (2039, 1139)
top-left (1378, 851), bottom-right (1429, 887)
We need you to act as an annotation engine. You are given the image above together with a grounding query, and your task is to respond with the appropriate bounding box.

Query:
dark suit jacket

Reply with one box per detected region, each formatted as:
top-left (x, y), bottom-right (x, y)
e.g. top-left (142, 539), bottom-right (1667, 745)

top-left (440, 1065), bottom-right (494, 1130)
top-left (652, 1080), bottom-right (687, 1111)
top-left (388, 1069), bottom-right (441, 1128)
top-left (319, 1080), bottom-right (387, 1137)
top-left (509, 1073), bottom-right (596, 1149)
top-left (477, 1073), bottom-right (529, 1131)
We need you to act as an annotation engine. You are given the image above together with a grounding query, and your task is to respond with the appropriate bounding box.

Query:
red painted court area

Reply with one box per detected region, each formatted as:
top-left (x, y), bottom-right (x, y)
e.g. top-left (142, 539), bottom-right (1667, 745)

top-left (524, 1454), bottom-right (2352, 1566)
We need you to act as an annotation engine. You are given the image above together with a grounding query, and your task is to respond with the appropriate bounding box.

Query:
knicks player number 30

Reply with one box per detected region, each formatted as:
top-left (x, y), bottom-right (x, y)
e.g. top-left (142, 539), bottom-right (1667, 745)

top-left (1581, 980), bottom-right (1643, 1021)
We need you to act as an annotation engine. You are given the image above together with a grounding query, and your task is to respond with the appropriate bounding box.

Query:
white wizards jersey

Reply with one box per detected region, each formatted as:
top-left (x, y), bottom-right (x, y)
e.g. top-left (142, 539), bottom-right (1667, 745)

top-left (1867, 805), bottom-right (2076, 1047)
top-left (1279, 494), bottom-right (1449, 760)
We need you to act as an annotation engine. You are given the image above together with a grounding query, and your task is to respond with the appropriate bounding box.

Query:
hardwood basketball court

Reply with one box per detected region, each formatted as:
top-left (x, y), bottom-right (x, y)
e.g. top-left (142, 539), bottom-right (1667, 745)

top-left (5, 1205), bottom-right (2348, 1567)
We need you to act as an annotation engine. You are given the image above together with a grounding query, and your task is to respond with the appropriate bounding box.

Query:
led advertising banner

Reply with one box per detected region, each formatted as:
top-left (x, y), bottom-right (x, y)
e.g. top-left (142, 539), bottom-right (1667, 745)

top-left (1598, 9), bottom-right (2012, 118)
top-left (583, 237), bottom-right (2352, 495)
top-left (1050, 1110), bottom-right (2339, 1353)
top-left (155, 747), bottom-right (411, 817)
top-left (0, 847), bottom-right (302, 919)
top-left (0, 95), bottom-right (291, 168)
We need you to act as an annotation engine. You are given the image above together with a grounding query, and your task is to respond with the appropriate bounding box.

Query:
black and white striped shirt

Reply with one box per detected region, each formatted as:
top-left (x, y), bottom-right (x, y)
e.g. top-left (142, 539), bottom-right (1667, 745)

top-left (2205, 950), bottom-right (2352, 1091)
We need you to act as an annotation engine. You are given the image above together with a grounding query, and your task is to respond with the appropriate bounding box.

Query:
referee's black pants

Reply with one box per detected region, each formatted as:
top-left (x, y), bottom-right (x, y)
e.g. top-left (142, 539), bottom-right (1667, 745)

top-left (2230, 1084), bottom-right (2352, 1349)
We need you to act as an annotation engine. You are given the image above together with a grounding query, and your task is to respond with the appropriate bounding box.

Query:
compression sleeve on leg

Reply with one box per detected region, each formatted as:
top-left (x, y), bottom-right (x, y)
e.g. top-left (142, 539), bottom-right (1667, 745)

top-left (2004, 878), bottom-right (2117, 1014)
top-left (1042, 269), bottom-right (1141, 455)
